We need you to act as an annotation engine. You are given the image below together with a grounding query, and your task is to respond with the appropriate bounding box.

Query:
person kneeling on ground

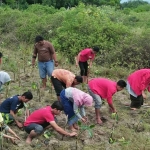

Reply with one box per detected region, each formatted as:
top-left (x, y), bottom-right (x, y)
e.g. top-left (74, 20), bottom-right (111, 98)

top-left (0, 113), bottom-right (21, 144)
top-left (60, 87), bottom-right (93, 131)
top-left (24, 101), bottom-right (77, 144)
top-left (0, 91), bottom-right (33, 128)
top-left (51, 69), bottom-right (83, 100)
top-left (88, 78), bottom-right (126, 124)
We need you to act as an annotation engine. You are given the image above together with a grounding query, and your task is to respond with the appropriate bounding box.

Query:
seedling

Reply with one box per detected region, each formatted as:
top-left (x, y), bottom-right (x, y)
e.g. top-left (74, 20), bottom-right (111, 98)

top-left (43, 130), bottom-right (53, 139)
top-left (111, 112), bottom-right (119, 122)
top-left (76, 121), bottom-right (95, 150)
top-left (135, 109), bottom-right (150, 132)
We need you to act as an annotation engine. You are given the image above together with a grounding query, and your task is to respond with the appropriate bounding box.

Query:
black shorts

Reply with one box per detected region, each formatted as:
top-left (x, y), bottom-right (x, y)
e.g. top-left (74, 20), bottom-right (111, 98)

top-left (79, 61), bottom-right (88, 76)
top-left (130, 94), bottom-right (143, 108)
top-left (51, 76), bottom-right (66, 96)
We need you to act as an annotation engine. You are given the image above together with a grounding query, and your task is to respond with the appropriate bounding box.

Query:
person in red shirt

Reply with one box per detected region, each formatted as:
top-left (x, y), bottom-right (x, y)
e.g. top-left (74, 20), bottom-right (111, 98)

top-left (88, 78), bottom-right (126, 124)
top-left (75, 46), bottom-right (99, 83)
top-left (24, 101), bottom-right (77, 144)
top-left (0, 52), bottom-right (3, 64)
top-left (127, 69), bottom-right (150, 110)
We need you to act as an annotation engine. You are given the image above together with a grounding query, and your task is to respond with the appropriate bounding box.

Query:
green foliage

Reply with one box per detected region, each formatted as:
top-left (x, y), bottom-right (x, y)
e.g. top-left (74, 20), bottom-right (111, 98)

top-left (0, 4), bottom-right (150, 69)
top-left (77, 121), bottom-right (95, 138)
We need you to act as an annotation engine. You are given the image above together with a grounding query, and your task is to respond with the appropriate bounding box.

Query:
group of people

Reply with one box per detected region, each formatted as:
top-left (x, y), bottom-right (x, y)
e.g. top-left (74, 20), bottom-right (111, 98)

top-left (0, 35), bottom-right (150, 145)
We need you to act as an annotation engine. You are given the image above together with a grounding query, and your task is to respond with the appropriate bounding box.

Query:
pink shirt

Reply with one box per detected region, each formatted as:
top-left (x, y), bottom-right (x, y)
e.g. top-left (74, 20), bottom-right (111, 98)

top-left (24, 106), bottom-right (54, 126)
top-left (79, 48), bottom-right (95, 62)
top-left (52, 69), bottom-right (75, 87)
top-left (127, 69), bottom-right (150, 96)
top-left (88, 78), bottom-right (117, 104)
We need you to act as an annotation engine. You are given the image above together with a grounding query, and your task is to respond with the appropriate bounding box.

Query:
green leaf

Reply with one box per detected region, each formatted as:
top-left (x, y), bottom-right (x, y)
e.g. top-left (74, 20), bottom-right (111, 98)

top-left (87, 129), bottom-right (93, 138)
top-left (77, 121), bottom-right (81, 126)
top-left (89, 124), bottom-right (95, 129)
top-left (44, 133), bottom-right (49, 139)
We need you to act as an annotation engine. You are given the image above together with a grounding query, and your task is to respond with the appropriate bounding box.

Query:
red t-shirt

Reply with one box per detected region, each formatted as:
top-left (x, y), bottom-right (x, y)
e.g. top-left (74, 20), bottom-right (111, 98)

top-left (79, 48), bottom-right (95, 62)
top-left (88, 78), bottom-right (117, 104)
top-left (24, 106), bottom-right (54, 126)
top-left (127, 69), bottom-right (150, 96)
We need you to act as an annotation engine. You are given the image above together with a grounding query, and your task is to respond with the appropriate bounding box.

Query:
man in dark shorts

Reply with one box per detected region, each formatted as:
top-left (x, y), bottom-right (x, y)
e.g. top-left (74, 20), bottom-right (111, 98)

top-left (127, 69), bottom-right (150, 110)
top-left (75, 46), bottom-right (99, 83)
top-left (51, 69), bottom-right (83, 100)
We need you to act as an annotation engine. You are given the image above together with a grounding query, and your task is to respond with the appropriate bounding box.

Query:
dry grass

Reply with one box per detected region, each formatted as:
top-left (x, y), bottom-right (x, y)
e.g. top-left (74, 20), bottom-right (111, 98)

top-left (1, 47), bottom-right (150, 150)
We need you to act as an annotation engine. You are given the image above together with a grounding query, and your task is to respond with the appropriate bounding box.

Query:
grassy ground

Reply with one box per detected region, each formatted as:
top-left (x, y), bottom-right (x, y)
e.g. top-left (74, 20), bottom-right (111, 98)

top-left (1, 48), bottom-right (150, 150)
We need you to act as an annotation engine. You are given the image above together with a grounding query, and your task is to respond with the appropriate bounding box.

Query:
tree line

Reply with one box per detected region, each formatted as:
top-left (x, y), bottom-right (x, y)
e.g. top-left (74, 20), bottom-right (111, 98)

top-left (0, 0), bottom-right (149, 9)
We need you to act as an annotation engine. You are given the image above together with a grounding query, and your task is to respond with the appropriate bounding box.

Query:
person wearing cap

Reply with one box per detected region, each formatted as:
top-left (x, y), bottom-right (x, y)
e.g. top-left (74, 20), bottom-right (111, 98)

top-left (31, 35), bottom-right (58, 89)
top-left (51, 69), bottom-right (83, 100)
top-left (0, 71), bottom-right (11, 90)
top-left (88, 78), bottom-right (126, 124)
top-left (127, 69), bottom-right (150, 110)
top-left (0, 113), bottom-right (21, 144)
top-left (60, 87), bottom-right (93, 131)
top-left (24, 101), bottom-right (77, 144)
top-left (0, 91), bottom-right (33, 128)
top-left (75, 46), bottom-right (99, 83)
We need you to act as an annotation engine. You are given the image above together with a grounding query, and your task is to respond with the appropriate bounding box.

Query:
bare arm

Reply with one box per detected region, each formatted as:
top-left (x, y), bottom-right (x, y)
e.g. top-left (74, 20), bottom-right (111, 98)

top-left (108, 103), bottom-right (116, 113)
top-left (75, 53), bottom-right (81, 66)
top-left (52, 53), bottom-right (58, 67)
top-left (142, 90), bottom-right (147, 99)
top-left (7, 127), bottom-right (21, 140)
top-left (31, 46), bottom-right (37, 66)
top-left (50, 121), bottom-right (77, 137)
top-left (10, 110), bottom-right (23, 128)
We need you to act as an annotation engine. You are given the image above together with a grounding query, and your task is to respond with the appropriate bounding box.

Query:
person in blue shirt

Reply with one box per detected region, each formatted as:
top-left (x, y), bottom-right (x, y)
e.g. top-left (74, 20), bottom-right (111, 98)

top-left (0, 91), bottom-right (33, 129)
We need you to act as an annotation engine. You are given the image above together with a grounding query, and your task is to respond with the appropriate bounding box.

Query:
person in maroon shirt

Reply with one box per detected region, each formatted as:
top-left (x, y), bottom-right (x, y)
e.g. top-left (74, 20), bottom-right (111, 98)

top-left (31, 35), bottom-right (58, 89)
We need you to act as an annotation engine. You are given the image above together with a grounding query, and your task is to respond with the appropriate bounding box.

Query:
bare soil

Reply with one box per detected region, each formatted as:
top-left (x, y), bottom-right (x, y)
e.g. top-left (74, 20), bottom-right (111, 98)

top-left (1, 65), bottom-right (150, 150)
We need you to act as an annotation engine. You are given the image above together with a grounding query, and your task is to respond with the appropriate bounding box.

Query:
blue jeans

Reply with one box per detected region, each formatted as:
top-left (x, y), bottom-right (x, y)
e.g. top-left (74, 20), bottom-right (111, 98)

top-left (60, 90), bottom-right (79, 126)
top-left (24, 123), bottom-right (44, 134)
top-left (38, 60), bottom-right (54, 79)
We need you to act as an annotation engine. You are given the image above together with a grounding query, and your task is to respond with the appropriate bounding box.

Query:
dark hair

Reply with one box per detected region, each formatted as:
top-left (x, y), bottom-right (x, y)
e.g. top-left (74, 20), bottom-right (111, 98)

top-left (117, 80), bottom-right (126, 88)
top-left (22, 91), bottom-right (33, 100)
top-left (75, 76), bottom-right (83, 83)
top-left (35, 35), bottom-right (44, 43)
top-left (0, 52), bottom-right (3, 58)
top-left (51, 101), bottom-right (64, 111)
top-left (92, 46), bottom-right (99, 52)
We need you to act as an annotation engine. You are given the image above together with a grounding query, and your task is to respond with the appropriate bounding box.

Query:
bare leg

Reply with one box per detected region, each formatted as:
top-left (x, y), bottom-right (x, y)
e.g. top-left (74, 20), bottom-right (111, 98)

top-left (69, 125), bottom-right (77, 132)
top-left (42, 78), bottom-right (47, 89)
top-left (73, 123), bottom-right (79, 130)
top-left (26, 130), bottom-right (38, 144)
top-left (82, 76), bottom-right (88, 83)
top-left (95, 108), bottom-right (103, 124)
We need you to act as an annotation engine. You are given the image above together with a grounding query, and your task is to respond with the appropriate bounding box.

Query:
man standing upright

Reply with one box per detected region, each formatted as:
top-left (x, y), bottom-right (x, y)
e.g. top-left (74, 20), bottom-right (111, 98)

top-left (32, 35), bottom-right (58, 89)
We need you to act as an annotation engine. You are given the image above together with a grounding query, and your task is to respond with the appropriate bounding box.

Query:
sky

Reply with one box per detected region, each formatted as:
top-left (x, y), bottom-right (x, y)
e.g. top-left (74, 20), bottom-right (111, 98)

top-left (120, 0), bottom-right (150, 3)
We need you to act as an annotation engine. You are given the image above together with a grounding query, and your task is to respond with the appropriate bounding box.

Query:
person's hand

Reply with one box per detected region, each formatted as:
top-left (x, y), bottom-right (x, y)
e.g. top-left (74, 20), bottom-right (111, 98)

top-left (55, 61), bottom-right (58, 67)
top-left (14, 134), bottom-right (21, 141)
top-left (142, 93), bottom-right (147, 99)
top-left (69, 132), bottom-right (77, 137)
top-left (31, 61), bottom-right (35, 67)
top-left (75, 63), bottom-right (78, 68)
top-left (109, 107), bottom-right (117, 113)
top-left (16, 122), bottom-right (23, 128)
top-left (83, 116), bottom-right (88, 122)
top-left (81, 117), bottom-right (87, 123)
